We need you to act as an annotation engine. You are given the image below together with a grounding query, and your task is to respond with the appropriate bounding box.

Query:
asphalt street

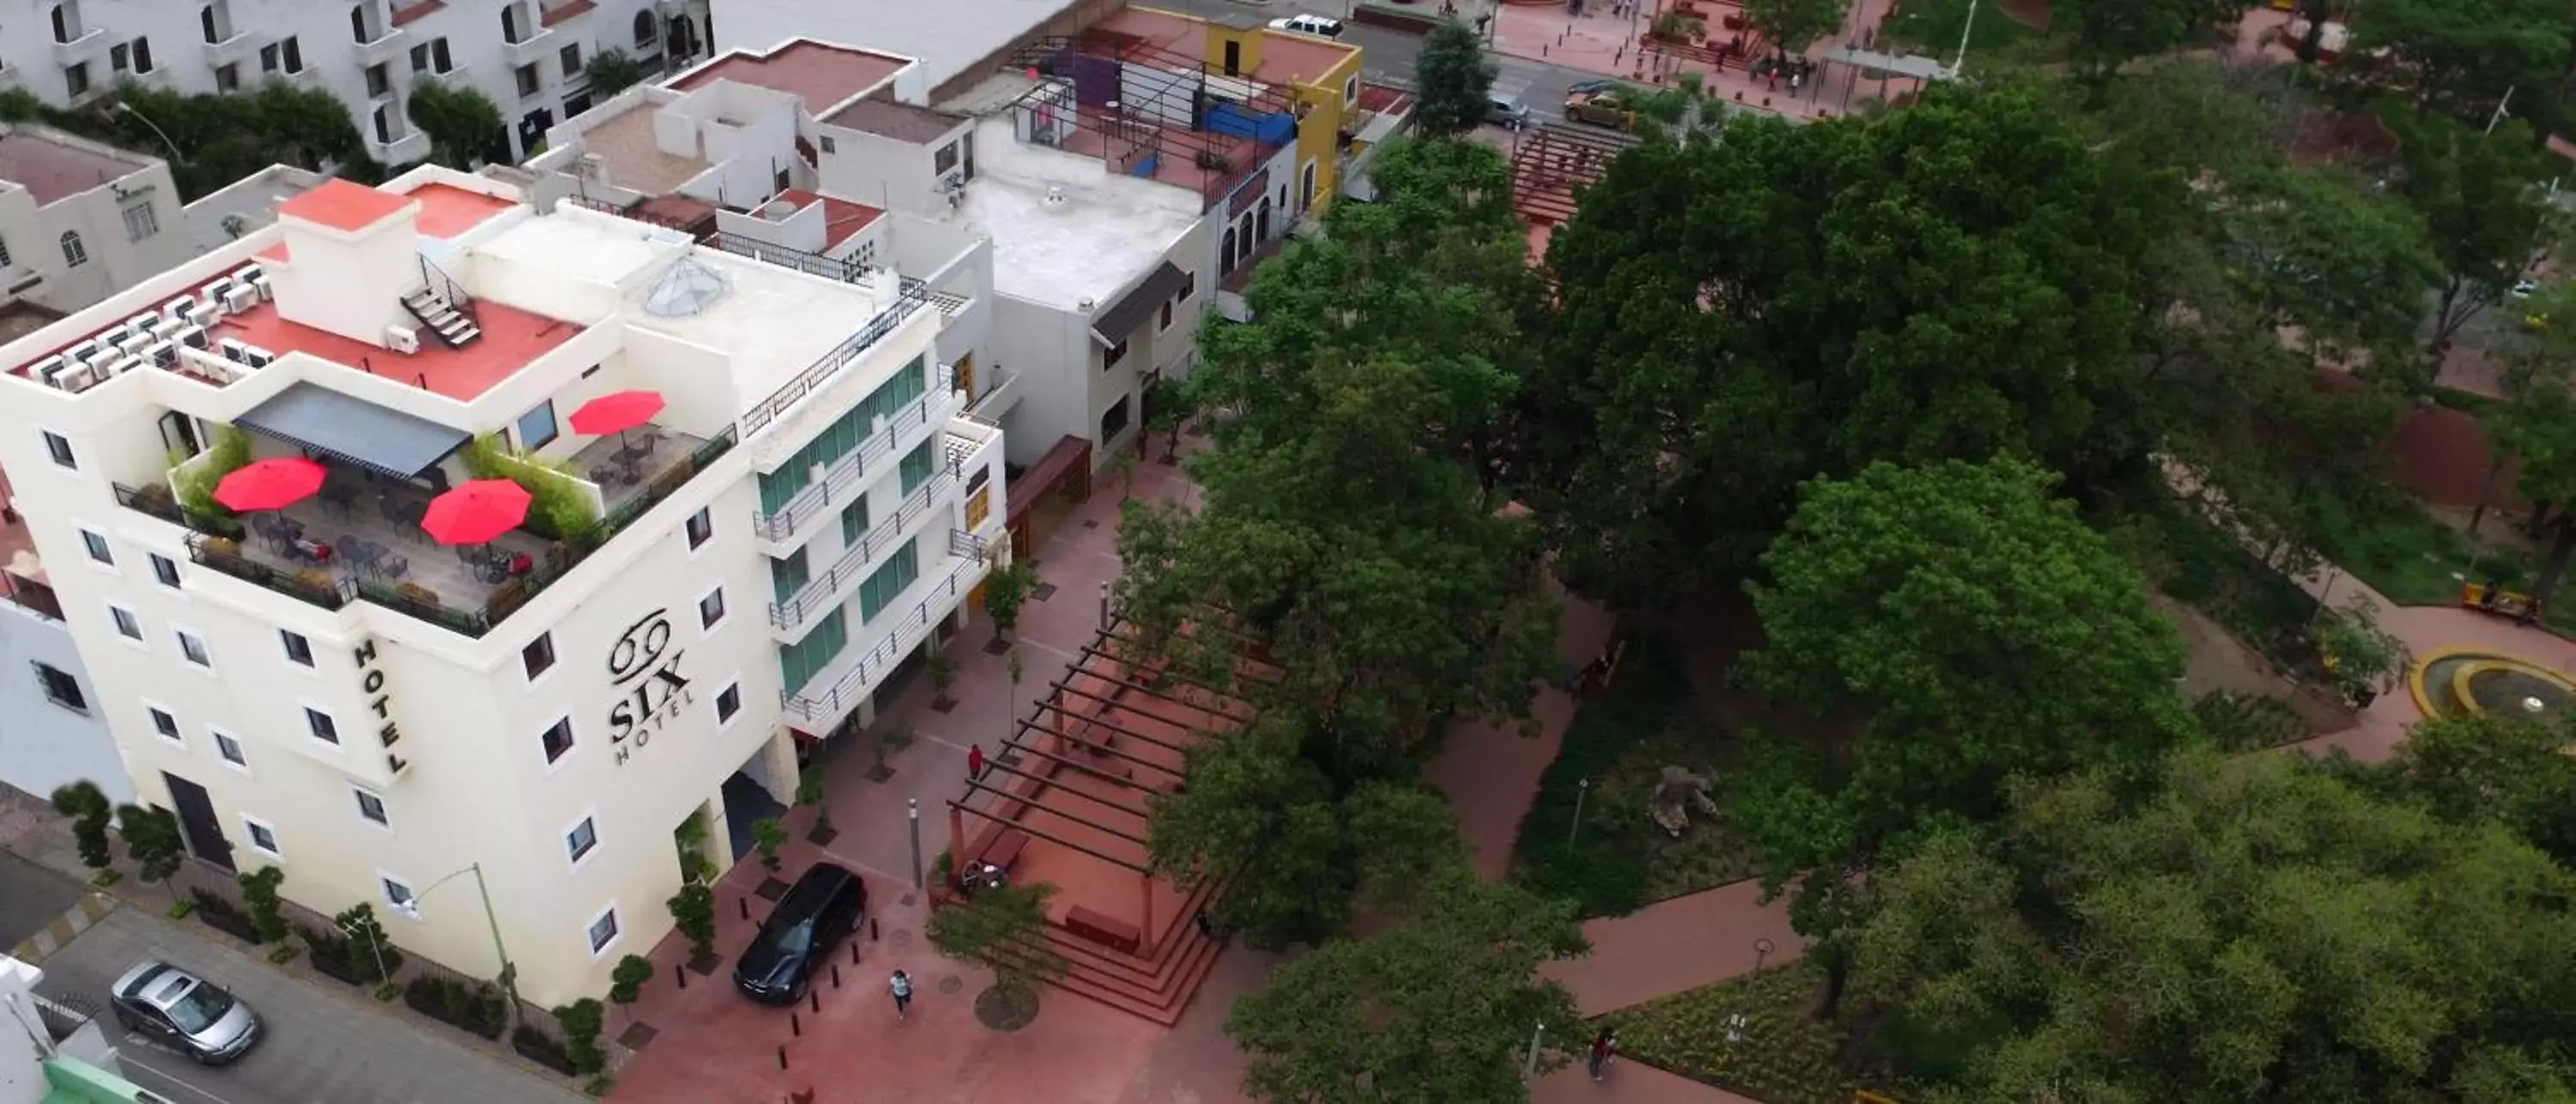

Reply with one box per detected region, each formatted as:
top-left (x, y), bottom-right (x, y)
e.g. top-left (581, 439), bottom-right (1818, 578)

top-left (0, 854), bottom-right (583, 1104)
top-left (0, 847), bottom-right (83, 948)
top-left (1140, 0), bottom-right (1606, 124)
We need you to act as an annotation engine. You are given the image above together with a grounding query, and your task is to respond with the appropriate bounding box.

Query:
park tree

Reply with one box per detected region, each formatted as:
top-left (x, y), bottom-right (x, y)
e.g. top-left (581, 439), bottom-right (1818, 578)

top-left (2391, 113), bottom-right (2553, 355)
top-left (1412, 21), bottom-right (1498, 137)
top-left (114, 804), bottom-right (185, 892)
top-left (2205, 163), bottom-right (2443, 368)
top-left (1115, 138), bottom-right (1555, 781)
top-left (1850, 748), bottom-right (2576, 1102)
top-left (407, 80), bottom-right (507, 169)
top-left (1727, 457), bottom-right (2192, 1007)
top-left (926, 882), bottom-right (1070, 1028)
top-left (2347, 0), bottom-right (2574, 121)
top-left (2050, 0), bottom-right (2242, 80)
top-left (1228, 870), bottom-right (1587, 1104)
top-left (582, 47), bottom-right (647, 98)
top-left (1528, 82), bottom-right (2182, 609)
top-left (1741, 0), bottom-right (1845, 64)
top-left (2491, 357), bottom-right (2576, 598)
top-left (2376, 711), bottom-right (2576, 864)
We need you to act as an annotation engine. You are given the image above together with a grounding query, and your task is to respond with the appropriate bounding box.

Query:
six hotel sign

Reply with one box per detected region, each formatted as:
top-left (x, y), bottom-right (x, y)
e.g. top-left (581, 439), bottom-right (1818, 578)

top-left (606, 608), bottom-right (694, 766)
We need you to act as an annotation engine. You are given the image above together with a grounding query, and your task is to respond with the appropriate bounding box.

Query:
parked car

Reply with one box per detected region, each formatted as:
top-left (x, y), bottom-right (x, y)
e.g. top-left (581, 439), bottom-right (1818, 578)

top-left (733, 862), bottom-right (868, 1004)
top-left (1487, 85), bottom-right (1534, 130)
top-left (1566, 78), bottom-right (1624, 96)
top-left (1564, 89), bottom-right (1641, 130)
top-left (110, 961), bottom-right (263, 1065)
top-left (1268, 14), bottom-right (1345, 38)
top-left (2512, 276), bottom-right (2543, 298)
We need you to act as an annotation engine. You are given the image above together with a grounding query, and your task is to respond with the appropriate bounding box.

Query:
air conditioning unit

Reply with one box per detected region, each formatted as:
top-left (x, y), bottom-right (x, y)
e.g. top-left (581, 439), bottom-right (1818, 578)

top-left (58, 366), bottom-right (95, 392)
top-left (95, 324), bottom-right (129, 349)
top-left (239, 345), bottom-right (274, 368)
top-left (234, 264), bottom-right (271, 300)
top-left (143, 341), bottom-right (176, 367)
top-left (63, 339), bottom-right (99, 364)
top-left (125, 312), bottom-right (158, 333)
top-left (106, 355), bottom-right (144, 378)
top-left (385, 325), bottom-right (419, 355)
top-left (161, 294), bottom-right (197, 321)
top-left (202, 277), bottom-right (235, 305)
top-left (218, 337), bottom-right (252, 364)
top-left (222, 284), bottom-right (259, 312)
top-left (111, 333), bottom-right (149, 360)
top-left (184, 305), bottom-right (217, 329)
top-left (175, 325), bottom-right (210, 350)
top-left (28, 355), bottom-right (64, 385)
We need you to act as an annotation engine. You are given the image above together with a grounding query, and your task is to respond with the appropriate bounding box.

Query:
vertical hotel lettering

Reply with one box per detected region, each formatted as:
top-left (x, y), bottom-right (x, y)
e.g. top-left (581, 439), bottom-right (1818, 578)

top-left (606, 608), bottom-right (693, 766)
top-left (353, 639), bottom-right (404, 773)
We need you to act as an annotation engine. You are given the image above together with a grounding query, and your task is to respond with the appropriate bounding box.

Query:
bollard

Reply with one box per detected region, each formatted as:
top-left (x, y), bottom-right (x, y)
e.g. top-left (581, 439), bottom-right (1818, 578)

top-left (676, 962), bottom-right (688, 990)
top-left (871, 917), bottom-right (880, 942)
top-left (777, 1044), bottom-right (788, 1071)
top-left (832, 964), bottom-right (842, 989)
top-left (792, 1010), bottom-right (803, 1037)
top-left (810, 988), bottom-right (821, 1013)
top-left (850, 941), bottom-right (861, 965)
top-left (739, 897), bottom-right (750, 920)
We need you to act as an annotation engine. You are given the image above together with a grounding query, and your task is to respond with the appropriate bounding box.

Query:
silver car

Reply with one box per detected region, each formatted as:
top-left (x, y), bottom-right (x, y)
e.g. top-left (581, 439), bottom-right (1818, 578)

top-left (110, 960), bottom-right (262, 1065)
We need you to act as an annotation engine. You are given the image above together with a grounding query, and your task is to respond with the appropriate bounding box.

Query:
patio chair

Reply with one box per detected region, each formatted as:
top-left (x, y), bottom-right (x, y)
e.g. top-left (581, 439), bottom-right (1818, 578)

top-left (376, 555), bottom-right (408, 580)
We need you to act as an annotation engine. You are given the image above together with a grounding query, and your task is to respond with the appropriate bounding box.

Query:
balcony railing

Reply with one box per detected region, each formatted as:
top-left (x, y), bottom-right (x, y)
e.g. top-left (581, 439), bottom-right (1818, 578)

top-left (767, 466), bottom-right (959, 633)
top-left (140, 428), bottom-right (738, 639)
top-left (707, 231), bottom-right (873, 284)
top-left (748, 379), bottom-right (945, 543)
top-left (739, 278), bottom-right (932, 440)
top-left (781, 531), bottom-right (991, 725)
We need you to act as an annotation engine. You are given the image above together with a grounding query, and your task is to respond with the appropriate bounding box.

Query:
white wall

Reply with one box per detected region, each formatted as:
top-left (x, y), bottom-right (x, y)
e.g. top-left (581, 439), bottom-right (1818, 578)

top-left (987, 294), bottom-right (1087, 468)
top-left (0, 598), bottom-right (132, 808)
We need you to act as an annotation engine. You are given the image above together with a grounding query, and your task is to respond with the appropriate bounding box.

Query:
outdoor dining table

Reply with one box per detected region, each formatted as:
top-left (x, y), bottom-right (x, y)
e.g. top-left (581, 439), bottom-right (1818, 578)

top-left (338, 537), bottom-right (384, 577)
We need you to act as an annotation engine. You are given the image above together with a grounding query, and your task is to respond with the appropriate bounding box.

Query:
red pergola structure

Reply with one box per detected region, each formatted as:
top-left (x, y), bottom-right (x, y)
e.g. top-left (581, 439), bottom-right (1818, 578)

top-left (942, 613), bottom-right (1275, 1023)
top-left (1511, 123), bottom-right (1640, 229)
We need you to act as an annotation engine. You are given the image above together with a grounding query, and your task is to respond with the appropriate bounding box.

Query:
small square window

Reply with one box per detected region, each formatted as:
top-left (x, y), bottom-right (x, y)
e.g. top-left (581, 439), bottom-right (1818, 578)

top-left (514, 63), bottom-right (541, 98)
top-left (79, 530), bottom-right (111, 566)
top-left (176, 629), bottom-right (210, 669)
top-left (409, 42), bottom-right (429, 71)
top-left (41, 431), bottom-right (74, 469)
top-left (107, 605), bottom-right (141, 641)
top-left (280, 629), bottom-right (314, 668)
top-left (841, 499), bottom-right (868, 545)
top-left (305, 706), bottom-right (338, 744)
top-left (1160, 299), bottom-right (1175, 331)
top-left (540, 717), bottom-right (574, 764)
top-left (64, 63), bottom-right (88, 97)
top-left (244, 819), bottom-right (280, 858)
top-left (586, 907), bottom-right (620, 954)
top-left (685, 507), bottom-right (713, 550)
top-left (820, 135), bottom-right (837, 155)
top-left (34, 662), bottom-right (84, 712)
top-left (516, 399), bottom-right (557, 452)
top-left (148, 706), bottom-right (180, 743)
top-left (258, 42), bottom-right (278, 72)
top-left (523, 633), bottom-right (556, 680)
top-left (698, 588), bottom-right (726, 629)
top-left (214, 62), bottom-right (240, 93)
top-left (354, 788), bottom-right (389, 827)
top-left (716, 682), bottom-right (741, 722)
top-left (214, 730), bottom-right (246, 767)
top-left (559, 43), bottom-right (581, 76)
top-left (149, 553), bottom-right (180, 588)
top-left (364, 61), bottom-right (390, 99)
top-left (381, 876), bottom-right (415, 910)
top-left (566, 816), bottom-right (598, 864)
top-left (1178, 270), bottom-right (1196, 302)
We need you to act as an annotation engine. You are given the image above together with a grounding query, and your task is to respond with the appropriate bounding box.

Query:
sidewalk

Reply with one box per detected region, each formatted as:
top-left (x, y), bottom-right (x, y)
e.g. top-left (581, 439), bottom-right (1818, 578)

top-left (1492, 0), bottom-right (1913, 122)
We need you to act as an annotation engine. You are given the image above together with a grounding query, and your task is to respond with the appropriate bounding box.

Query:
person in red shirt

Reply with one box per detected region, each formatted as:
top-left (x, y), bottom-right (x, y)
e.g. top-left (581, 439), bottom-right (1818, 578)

top-left (967, 743), bottom-right (987, 779)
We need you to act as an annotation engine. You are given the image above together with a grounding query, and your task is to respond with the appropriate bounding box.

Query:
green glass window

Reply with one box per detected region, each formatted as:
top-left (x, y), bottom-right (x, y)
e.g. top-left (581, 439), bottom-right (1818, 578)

top-left (899, 440), bottom-right (934, 495)
top-left (755, 357), bottom-right (929, 519)
top-left (841, 497), bottom-right (870, 546)
top-left (778, 610), bottom-right (848, 694)
top-left (770, 549), bottom-right (809, 605)
top-left (859, 540), bottom-right (920, 623)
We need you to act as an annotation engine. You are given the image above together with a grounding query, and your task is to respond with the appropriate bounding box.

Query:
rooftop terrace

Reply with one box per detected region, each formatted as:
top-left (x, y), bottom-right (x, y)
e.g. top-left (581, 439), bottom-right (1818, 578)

top-left (957, 119), bottom-right (1202, 312)
top-left (1094, 6), bottom-right (1358, 88)
top-left (673, 39), bottom-right (913, 116)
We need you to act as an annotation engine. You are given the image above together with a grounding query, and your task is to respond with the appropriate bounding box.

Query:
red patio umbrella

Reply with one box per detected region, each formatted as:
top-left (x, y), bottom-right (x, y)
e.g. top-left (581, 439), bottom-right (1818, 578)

top-left (419, 479), bottom-right (532, 547)
top-left (213, 457), bottom-right (327, 513)
top-left (569, 390), bottom-right (666, 438)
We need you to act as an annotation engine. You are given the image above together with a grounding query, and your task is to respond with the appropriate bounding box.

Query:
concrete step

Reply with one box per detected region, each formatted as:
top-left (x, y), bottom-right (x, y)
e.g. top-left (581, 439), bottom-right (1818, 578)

top-left (1047, 927), bottom-right (1224, 1027)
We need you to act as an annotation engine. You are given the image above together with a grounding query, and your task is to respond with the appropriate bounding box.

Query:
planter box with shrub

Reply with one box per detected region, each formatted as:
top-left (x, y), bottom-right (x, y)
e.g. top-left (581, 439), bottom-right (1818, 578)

top-left (189, 890), bottom-right (261, 945)
top-left (404, 975), bottom-right (507, 1039)
top-left (511, 1025), bottom-right (580, 1077)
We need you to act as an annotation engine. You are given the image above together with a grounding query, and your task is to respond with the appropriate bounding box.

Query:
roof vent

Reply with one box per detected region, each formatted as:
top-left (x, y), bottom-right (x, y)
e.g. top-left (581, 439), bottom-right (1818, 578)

top-left (1043, 184), bottom-right (1067, 209)
top-left (642, 257), bottom-right (732, 318)
top-left (762, 199), bottom-right (798, 220)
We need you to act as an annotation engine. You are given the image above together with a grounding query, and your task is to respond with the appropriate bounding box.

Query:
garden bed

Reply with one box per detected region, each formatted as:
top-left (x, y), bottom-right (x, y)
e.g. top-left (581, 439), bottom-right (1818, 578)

top-left (2114, 499), bottom-right (2320, 664)
top-left (404, 975), bottom-right (507, 1040)
top-left (1609, 960), bottom-right (1854, 1104)
top-left (187, 890), bottom-right (263, 946)
top-left (512, 1025), bottom-right (581, 1077)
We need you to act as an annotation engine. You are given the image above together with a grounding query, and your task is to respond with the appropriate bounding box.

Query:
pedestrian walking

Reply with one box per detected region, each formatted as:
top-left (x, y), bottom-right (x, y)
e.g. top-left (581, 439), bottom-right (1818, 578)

top-left (967, 743), bottom-right (987, 779)
top-left (890, 969), bottom-right (913, 1019)
top-left (1588, 1028), bottom-right (1618, 1081)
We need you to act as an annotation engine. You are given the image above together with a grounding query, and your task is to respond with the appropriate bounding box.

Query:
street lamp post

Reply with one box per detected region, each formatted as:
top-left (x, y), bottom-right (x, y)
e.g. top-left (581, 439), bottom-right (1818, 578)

top-left (111, 102), bottom-right (184, 166)
top-left (393, 863), bottom-right (519, 1019)
top-left (344, 913), bottom-right (391, 988)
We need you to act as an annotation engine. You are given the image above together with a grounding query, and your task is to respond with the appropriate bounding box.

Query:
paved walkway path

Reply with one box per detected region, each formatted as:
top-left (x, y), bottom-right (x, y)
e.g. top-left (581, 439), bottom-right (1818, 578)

top-left (1540, 881), bottom-right (1806, 1016)
top-left (2287, 562), bottom-right (2576, 761)
top-left (1491, 0), bottom-right (1908, 122)
top-left (1535, 1059), bottom-right (1766, 1104)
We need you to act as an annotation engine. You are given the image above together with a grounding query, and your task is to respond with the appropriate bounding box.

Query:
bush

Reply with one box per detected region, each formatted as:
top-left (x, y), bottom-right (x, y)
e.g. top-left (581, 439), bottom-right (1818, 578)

top-left (2195, 690), bottom-right (2309, 752)
top-left (1510, 634), bottom-right (1688, 918)
top-left (554, 998), bottom-right (606, 1075)
top-left (238, 866), bottom-right (289, 943)
top-left (608, 954), bottom-right (653, 1006)
top-left (512, 1024), bottom-right (580, 1077)
top-left (298, 923), bottom-right (361, 984)
top-left (404, 975), bottom-right (507, 1039)
top-left (189, 890), bottom-right (262, 945)
top-left (667, 883), bottom-right (715, 957)
top-left (461, 434), bottom-right (603, 546)
top-left (50, 781), bottom-right (112, 870)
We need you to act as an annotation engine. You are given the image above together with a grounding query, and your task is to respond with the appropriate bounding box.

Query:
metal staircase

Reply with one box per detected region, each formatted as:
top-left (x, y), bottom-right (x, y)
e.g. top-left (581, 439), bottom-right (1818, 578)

top-left (400, 254), bottom-right (483, 349)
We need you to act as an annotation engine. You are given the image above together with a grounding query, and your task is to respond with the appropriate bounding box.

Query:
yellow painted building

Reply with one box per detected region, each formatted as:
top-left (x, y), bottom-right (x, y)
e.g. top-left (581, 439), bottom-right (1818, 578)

top-left (1153, 9), bottom-right (1365, 214)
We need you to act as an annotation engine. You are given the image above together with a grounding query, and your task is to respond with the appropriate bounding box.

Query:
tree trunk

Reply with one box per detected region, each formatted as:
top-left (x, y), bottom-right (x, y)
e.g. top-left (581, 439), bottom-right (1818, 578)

top-left (1817, 952), bottom-right (1850, 1021)
top-left (2470, 453), bottom-right (2512, 534)
top-left (2530, 501), bottom-right (2557, 539)
top-left (2534, 519), bottom-right (2576, 604)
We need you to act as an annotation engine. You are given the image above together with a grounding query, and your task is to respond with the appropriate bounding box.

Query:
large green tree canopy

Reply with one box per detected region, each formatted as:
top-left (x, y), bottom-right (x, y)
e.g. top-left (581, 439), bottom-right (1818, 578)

top-left (1853, 749), bottom-right (2576, 1102)
top-left (1528, 82), bottom-right (2184, 607)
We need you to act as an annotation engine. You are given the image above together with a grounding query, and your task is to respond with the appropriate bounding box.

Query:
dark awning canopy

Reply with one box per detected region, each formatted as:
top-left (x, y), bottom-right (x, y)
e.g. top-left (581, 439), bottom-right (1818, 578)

top-left (1090, 261), bottom-right (1191, 347)
top-left (234, 382), bottom-right (471, 481)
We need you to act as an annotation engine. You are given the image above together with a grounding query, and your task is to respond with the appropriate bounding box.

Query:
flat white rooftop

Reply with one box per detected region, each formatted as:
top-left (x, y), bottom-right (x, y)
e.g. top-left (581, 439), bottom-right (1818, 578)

top-left (713, 0), bottom-right (1083, 93)
top-left (957, 120), bottom-right (1201, 312)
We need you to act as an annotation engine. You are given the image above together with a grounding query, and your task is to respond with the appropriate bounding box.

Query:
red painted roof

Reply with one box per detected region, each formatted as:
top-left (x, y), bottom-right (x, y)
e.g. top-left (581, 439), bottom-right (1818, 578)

top-left (278, 179), bottom-right (415, 234)
top-left (776, 189), bottom-right (885, 252)
top-left (408, 183), bottom-right (515, 239)
top-left (672, 40), bottom-right (909, 116)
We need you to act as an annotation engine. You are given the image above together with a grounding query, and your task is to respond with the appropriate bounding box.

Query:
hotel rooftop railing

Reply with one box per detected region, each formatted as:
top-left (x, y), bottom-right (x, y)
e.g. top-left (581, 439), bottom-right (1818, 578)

top-left (738, 277), bottom-right (931, 440)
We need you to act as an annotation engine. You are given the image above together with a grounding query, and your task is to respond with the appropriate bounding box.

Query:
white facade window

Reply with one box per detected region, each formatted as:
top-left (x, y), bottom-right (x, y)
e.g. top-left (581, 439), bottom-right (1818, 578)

top-left (40, 430), bottom-right (73, 469)
top-left (0, 234), bottom-right (15, 268)
top-left (149, 553), bottom-right (180, 589)
top-left (121, 201), bottom-right (158, 243)
top-left (698, 586), bottom-right (726, 629)
top-left (213, 729), bottom-right (246, 767)
top-left (539, 717), bottom-right (574, 764)
top-left (243, 817), bottom-right (281, 858)
top-left (685, 507), bottom-right (713, 550)
top-left (174, 628), bottom-right (211, 670)
top-left (58, 231), bottom-right (85, 267)
top-left (304, 706), bottom-right (338, 744)
top-left (565, 816), bottom-right (598, 865)
top-left (77, 528), bottom-right (111, 565)
top-left (820, 135), bottom-right (836, 155)
top-left (145, 704), bottom-right (180, 743)
top-left (1344, 76), bottom-right (1358, 106)
top-left (106, 604), bottom-right (141, 641)
top-left (585, 907), bottom-right (620, 955)
top-left (353, 787), bottom-right (389, 827)
top-left (34, 662), bottom-right (85, 713)
top-left (280, 629), bottom-right (314, 667)
top-left (523, 633), bottom-right (556, 680)
top-left (380, 874), bottom-right (416, 912)
top-left (715, 681), bottom-right (740, 724)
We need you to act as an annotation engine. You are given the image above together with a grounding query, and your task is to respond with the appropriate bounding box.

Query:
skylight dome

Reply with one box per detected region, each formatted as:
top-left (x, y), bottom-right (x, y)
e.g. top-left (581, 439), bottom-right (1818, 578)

top-left (642, 257), bottom-right (731, 318)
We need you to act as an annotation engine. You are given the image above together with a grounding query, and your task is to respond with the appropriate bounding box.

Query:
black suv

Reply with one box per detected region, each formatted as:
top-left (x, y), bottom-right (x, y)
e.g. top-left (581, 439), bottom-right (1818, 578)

top-left (733, 863), bottom-right (867, 1004)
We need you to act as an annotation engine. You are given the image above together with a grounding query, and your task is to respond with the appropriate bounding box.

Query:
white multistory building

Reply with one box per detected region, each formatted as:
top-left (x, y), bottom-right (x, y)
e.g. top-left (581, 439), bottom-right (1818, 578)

top-left (0, 0), bottom-right (720, 165)
top-left (0, 124), bottom-right (188, 319)
top-left (0, 165), bottom-right (1006, 1007)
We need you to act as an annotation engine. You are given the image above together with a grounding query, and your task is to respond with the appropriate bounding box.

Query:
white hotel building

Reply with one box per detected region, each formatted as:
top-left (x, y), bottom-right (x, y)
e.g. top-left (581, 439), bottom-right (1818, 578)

top-left (0, 167), bottom-right (1005, 1005)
